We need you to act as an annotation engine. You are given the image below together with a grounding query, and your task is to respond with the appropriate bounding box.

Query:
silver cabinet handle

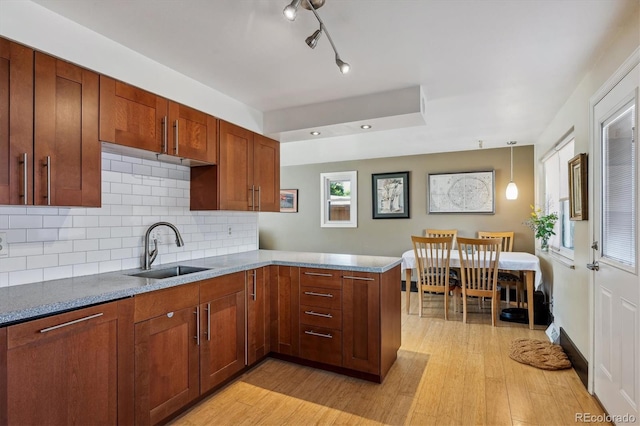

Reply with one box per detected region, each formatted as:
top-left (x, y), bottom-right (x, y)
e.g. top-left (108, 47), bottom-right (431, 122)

top-left (206, 302), bottom-right (211, 341)
top-left (40, 312), bottom-right (103, 333)
top-left (162, 116), bottom-right (168, 154)
top-left (343, 275), bottom-right (374, 281)
top-left (173, 119), bottom-right (179, 156)
top-left (304, 330), bottom-right (333, 339)
top-left (587, 261), bottom-right (599, 271)
top-left (194, 305), bottom-right (200, 346)
top-left (252, 270), bottom-right (257, 301)
top-left (304, 272), bottom-right (333, 277)
top-left (20, 153), bottom-right (28, 205)
top-left (44, 156), bottom-right (51, 205)
top-left (304, 310), bottom-right (332, 318)
top-left (303, 291), bottom-right (333, 298)
top-left (257, 186), bottom-right (261, 211)
top-left (251, 185), bottom-right (256, 211)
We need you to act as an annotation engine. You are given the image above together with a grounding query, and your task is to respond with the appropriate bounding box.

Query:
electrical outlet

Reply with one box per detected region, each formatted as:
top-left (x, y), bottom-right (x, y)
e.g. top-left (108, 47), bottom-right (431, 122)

top-left (0, 232), bottom-right (8, 257)
top-left (228, 226), bottom-right (232, 236)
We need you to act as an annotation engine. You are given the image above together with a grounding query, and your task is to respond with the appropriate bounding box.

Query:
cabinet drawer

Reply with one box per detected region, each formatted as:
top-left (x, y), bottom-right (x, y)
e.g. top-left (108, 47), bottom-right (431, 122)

top-left (300, 285), bottom-right (342, 310)
top-left (7, 301), bottom-right (118, 349)
top-left (300, 268), bottom-right (341, 290)
top-left (134, 283), bottom-right (199, 323)
top-left (299, 325), bottom-right (342, 367)
top-left (300, 305), bottom-right (342, 330)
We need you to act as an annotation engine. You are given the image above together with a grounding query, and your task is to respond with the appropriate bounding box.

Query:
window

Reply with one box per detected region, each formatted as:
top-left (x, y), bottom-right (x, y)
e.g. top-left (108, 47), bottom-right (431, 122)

top-left (320, 171), bottom-right (358, 228)
top-left (543, 135), bottom-right (575, 257)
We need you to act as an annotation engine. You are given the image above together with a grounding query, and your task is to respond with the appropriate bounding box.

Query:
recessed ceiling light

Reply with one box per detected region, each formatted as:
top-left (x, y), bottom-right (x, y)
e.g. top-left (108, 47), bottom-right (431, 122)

top-left (360, 125), bottom-right (372, 129)
top-left (310, 131), bottom-right (321, 136)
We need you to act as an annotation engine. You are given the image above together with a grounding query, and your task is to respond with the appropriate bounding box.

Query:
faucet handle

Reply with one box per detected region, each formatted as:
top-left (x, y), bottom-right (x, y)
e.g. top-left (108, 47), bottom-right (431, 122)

top-left (149, 238), bottom-right (158, 265)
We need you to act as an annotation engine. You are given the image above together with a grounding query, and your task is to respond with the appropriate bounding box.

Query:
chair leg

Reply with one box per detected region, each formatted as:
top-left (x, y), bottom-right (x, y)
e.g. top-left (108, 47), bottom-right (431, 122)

top-left (444, 290), bottom-right (449, 321)
top-left (491, 296), bottom-right (498, 327)
top-left (463, 293), bottom-right (468, 324)
top-left (419, 286), bottom-right (423, 318)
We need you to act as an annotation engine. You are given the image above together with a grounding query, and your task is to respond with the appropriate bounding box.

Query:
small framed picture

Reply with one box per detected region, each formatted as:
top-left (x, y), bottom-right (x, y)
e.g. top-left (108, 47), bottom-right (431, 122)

top-left (372, 171), bottom-right (410, 219)
top-left (280, 189), bottom-right (298, 213)
top-left (568, 153), bottom-right (588, 220)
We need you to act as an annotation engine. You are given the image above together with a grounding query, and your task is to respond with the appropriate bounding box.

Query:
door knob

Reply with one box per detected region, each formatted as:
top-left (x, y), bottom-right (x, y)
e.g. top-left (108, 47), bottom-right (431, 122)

top-left (586, 261), bottom-right (599, 271)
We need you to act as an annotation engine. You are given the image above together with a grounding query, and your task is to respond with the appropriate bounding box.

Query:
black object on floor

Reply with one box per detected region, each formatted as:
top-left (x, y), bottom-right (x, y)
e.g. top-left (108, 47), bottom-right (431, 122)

top-left (500, 291), bottom-right (550, 325)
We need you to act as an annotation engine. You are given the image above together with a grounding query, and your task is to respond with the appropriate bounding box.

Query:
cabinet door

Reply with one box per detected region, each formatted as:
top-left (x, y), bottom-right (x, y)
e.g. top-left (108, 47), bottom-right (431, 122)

top-left (247, 268), bottom-right (270, 365)
top-left (169, 102), bottom-right (217, 163)
top-left (200, 273), bottom-right (246, 393)
top-left (134, 306), bottom-right (199, 425)
top-left (0, 38), bottom-right (33, 205)
top-left (253, 134), bottom-right (280, 212)
top-left (6, 301), bottom-right (124, 426)
top-left (34, 53), bottom-right (100, 207)
top-left (270, 265), bottom-right (300, 356)
top-left (218, 120), bottom-right (253, 211)
top-left (342, 272), bottom-right (381, 374)
top-left (99, 75), bottom-right (168, 153)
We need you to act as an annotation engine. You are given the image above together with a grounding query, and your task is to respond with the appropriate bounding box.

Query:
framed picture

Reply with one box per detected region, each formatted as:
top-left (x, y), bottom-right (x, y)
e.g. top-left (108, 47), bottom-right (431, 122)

top-left (280, 189), bottom-right (298, 213)
top-left (568, 153), bottom-right (588, 220)
top-left (372, 171), bottom-right (410, 219)
top-left (428, 170), bottom-right (495, 214)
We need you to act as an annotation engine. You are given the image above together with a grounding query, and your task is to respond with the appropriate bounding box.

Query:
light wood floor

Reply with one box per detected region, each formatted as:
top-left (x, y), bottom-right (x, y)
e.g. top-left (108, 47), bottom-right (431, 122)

top-left (171, 292), bottom-right (609, 426)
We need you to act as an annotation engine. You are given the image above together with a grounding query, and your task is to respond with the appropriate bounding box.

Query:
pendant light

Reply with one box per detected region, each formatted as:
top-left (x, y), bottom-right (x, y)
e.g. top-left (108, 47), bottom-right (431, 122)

top-left (506, 141), bottom-right (518, 200)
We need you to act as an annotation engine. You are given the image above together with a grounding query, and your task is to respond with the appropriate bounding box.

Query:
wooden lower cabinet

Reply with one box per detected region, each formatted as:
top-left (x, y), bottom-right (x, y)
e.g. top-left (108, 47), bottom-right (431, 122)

top-left (3, 299), bottom-right (134, 425)
top-left (270, 265), bottom-right (300, 356)
top-left (199, 273), bottom-right (246, 393)
top-left (247, 267), bottom-right (270, 366)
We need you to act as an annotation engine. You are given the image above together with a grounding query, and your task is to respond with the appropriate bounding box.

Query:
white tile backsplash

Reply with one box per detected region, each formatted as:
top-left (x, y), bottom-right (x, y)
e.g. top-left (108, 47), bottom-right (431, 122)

top-left (0, 152), bottom-right (258, 287)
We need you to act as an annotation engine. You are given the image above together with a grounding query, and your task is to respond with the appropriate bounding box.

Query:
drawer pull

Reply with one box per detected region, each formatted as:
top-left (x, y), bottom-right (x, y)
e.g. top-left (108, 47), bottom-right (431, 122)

top-left (194, 306), bottom-right (200, 346)
top-left (304, 291), bottom-right (333, 298)
top-left (304, 310), bottom-right (333, 318)
top-left (343, 275), bottom-right (375, 281)
top-left (305, 330), bottom-right (333, 339)
top-left (39, 312), bottom-right (103, 333)
top-left (304, 272), bottom-right (333, 277)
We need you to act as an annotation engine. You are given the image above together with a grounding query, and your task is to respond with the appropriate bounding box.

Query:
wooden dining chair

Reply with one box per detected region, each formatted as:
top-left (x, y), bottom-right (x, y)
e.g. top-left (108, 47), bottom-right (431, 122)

top-left (457, 237), bottom-right (502, 326)
top-left (424, 228), bottom-right (458, 249)
top-left (478, 231), bottom-right (523, 307)
top-left (411, 235), bottom-right (460, 319)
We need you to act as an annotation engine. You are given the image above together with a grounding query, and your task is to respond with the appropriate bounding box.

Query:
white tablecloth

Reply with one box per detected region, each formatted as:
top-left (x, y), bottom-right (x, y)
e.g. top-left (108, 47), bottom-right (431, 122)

top-left (401, 249), bottom-right (543, 290)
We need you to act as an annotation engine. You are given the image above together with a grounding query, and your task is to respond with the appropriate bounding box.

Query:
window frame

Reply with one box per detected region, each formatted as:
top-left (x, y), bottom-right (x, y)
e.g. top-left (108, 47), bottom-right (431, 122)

top-left (320, 171), bottom-right (358, 228)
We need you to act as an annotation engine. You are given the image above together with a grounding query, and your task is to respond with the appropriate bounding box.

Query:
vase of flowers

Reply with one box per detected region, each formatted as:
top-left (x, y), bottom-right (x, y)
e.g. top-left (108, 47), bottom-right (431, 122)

top-left (525, 205), bottom-right (558, 252)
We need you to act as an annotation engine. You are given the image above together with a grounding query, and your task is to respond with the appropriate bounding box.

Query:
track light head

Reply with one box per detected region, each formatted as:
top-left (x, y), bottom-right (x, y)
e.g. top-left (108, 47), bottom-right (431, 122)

top-left (283, 0), bottom-right (301, 20)
top-left (305, 29), bottom-right (322, 49)
top-left (336, 56), bottom-right (350, 74)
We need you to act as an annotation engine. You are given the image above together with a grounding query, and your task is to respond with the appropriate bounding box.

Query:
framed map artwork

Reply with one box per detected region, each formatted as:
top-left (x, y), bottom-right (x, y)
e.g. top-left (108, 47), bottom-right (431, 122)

top-left (428, 171), bottom-right (495, 214)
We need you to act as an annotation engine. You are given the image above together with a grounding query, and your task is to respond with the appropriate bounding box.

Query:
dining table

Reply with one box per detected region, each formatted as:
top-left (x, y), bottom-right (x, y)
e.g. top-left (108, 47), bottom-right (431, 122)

top-left (401, 249), bottom-right (543, 329)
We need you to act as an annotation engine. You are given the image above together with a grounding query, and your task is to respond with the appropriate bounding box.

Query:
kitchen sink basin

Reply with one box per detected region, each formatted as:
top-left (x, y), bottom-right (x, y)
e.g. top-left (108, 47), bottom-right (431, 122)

top-left (130, 265), bottom-right (211, 279)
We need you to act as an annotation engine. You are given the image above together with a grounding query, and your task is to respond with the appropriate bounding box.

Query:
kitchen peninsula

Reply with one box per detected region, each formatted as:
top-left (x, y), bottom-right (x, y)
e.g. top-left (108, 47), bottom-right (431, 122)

top-left (0, 250), bottom-right (401, 425)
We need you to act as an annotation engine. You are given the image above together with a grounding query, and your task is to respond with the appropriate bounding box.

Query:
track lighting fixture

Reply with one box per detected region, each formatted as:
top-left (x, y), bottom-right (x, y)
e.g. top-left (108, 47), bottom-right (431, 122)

top-left (283, 0), bottom-right (350, 74)
top-left (305, 28), bottom-right (322, 49)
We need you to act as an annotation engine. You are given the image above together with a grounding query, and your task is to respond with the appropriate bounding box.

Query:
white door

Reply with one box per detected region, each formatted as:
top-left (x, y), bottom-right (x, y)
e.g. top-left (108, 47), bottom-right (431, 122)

top-left (592, 63), bottom-right (639, 424)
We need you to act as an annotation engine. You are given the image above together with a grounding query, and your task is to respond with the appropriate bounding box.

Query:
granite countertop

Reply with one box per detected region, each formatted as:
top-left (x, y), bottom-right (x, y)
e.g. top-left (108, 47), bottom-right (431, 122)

top-left (0, 250), bottom-right (401, 326)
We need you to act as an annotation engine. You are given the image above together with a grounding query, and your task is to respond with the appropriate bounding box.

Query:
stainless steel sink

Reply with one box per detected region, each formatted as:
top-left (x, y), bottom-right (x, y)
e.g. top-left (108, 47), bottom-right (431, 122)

top-left (130, 265), bottom-right (211, 279)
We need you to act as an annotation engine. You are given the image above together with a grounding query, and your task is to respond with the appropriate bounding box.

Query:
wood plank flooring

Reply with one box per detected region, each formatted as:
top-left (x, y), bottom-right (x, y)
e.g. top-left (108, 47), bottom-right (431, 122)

top-left (170, 292), bottom-right (609, 425)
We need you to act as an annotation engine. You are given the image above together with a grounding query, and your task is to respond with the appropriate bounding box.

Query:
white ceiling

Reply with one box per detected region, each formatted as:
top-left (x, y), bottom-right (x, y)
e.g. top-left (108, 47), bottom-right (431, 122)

top-left (30, 0), bottom-right (637, 164)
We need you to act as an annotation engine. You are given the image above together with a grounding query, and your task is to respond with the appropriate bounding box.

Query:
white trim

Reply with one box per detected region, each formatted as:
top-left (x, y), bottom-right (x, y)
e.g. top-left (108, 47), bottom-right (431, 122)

top-left (320, 171), bottom-right (358, 228)
top-left (541, 127), bottom-right (576, 162)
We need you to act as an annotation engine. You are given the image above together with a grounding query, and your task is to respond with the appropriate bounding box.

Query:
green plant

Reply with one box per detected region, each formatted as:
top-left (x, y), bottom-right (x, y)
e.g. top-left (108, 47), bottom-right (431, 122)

top-left (524, 205), bottom-right (558, 242)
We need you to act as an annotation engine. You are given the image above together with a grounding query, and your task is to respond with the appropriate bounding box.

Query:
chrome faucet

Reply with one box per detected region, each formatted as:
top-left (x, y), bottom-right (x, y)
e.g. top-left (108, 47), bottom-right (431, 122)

top-left (143, 222), bottom-right (184, 270)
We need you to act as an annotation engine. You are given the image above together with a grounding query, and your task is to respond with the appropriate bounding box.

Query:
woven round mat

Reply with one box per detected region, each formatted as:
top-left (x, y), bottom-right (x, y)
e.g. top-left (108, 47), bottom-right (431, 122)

top-left (509, 338), bottom-right (572, 370)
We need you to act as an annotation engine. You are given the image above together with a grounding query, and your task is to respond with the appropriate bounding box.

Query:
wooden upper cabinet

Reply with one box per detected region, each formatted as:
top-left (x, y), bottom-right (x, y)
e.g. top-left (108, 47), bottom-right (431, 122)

top-left (218, 120), bottom-right (253, 210)
top-left (0, 38), bottom-right (33, 205)
top-left (168, 102), bottom-right (217, 164)
top-left (99, 76), bottom-right (168, 153)
top-left (215, 120), bottom-right (280, 212)
top-left (253, 134), bottom-right (280, 212)
top-left (100, 76), bottom-right (217, 164)
top-left (34, 52), bottom-right (100, 207)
